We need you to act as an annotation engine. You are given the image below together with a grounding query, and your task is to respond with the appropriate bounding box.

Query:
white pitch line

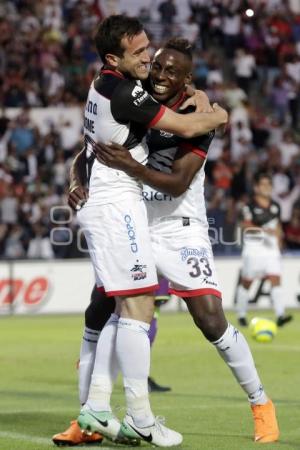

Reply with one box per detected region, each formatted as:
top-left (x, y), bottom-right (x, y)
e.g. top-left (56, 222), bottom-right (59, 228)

top-left (0, 431), bottom-right (51, 446)
top-left (0, 431), bottom-right (111, 448)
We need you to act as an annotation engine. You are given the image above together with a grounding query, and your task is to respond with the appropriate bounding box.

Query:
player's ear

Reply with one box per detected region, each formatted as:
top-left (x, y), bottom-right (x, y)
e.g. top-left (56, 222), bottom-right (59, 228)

top-left (105, 53), bottom-right (119, 67)
top-left (184, 72), bottom-right (192, 86)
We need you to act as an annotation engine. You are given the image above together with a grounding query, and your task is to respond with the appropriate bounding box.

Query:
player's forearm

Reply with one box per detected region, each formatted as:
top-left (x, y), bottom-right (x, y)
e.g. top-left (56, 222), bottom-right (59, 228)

top-left (156, 105), bottom-right (228, 138)
top-left (69, 148), bottom-right (86, 190)
top-left (185, 109), bottom-right (228, 138)
top-left (129, 163), bottom-right (187, 197)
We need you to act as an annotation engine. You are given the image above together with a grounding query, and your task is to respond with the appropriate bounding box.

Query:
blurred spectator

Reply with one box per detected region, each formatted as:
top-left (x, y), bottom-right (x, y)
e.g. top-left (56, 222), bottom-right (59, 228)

top-left (0, 185), bottom-right (18, 224)
top-left (278, 130), bottom-right (300, 168)
top-left (285, 204), bottom-right (300, 249)
top-left (230, 120), bottom-right (253, 162)
top-left (233, 48), bottom-right (256, 94)
top-left (4, 224), bottom-right (26, 258)
top-left (180, 16), bottom-right (200, 48)
top-left (270, 76), bottom-right (289, 125)
top-left (27, 223), bottom-right (54, 259)
top-left (9, 110), bottom-right (37, 155)
top-left (158, 0), bottom-right (177, 38)
top-left (222, 8), bottom-right (241, 58)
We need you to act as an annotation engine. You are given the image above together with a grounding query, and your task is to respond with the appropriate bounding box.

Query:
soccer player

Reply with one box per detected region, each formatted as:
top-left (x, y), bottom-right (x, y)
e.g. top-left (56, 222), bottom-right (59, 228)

top-left (57, 38), bottom-right (278, 446)
top-left (52, 283), bottom-right (171, 447)
top-left (93, 39), bottom-right (279, 445)
top-left (236, 171), bottom-right (293, 327)
top-left (74, 14), bottom-right (227, 448)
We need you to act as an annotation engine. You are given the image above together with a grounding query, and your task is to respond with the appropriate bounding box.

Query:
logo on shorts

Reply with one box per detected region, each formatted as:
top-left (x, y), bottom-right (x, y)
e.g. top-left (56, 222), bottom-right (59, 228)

top-left (180, 247), bottom-right (209, 261)
top-left (130, 261), bottom-right (147, 281)
top-left (124, 214), bottom-right (138, 253)
top-left (203, 278), bottom-right (217, 287)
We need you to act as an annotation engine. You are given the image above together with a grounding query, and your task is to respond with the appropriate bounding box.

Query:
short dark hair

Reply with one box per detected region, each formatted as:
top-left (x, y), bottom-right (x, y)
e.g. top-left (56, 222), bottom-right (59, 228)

top-left (253, 171), bottom-right (272, 185)
top-left (164, 38), bottom-right (193, 61)
top-left (94, 14), bottom-right (144, 62)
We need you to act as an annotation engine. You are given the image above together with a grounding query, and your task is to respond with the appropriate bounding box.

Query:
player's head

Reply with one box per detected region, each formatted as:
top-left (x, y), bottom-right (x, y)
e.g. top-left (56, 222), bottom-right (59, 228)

top-left (253, 172), bottom-right (273, 198)
top-left (94, 15), bottom-right (150, 80)
top-left (150, 38), bottom-right (193, 104)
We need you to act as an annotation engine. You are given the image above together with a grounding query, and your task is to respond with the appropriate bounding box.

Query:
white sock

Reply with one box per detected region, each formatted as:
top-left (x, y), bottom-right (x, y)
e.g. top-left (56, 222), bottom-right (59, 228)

top-left (116, 318), bottom-right (154, 428)
top-left (212, 323), bottom-right (268, 405)
top-left (236, 285), bottom-right (249, 318)
top-left (271, 286), bottom-right (285, 318)
top-left (85, 313), bottom-right (119, 412)
top-left (78, 327), bottom-right (100, 405)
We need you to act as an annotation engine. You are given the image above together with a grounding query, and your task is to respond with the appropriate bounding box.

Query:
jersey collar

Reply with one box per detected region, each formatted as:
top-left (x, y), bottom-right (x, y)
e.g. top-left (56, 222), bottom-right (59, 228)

top-left (100, 65), bottom-right (125, 79)
top-left (168, 91), bottom-right (188, 111)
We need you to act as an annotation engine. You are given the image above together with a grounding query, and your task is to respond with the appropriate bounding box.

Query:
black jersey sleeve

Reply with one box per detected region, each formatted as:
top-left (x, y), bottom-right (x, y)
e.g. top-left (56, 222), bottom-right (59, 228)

top-left (177, 105), bottom-right (214, 159)
top-left (111, 80), bottom-right (166, 127)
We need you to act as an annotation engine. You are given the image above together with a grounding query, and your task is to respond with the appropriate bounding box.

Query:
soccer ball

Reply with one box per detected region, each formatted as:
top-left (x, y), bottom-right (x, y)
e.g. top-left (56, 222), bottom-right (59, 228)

top-left (249, 317), bottom-right (278, 343)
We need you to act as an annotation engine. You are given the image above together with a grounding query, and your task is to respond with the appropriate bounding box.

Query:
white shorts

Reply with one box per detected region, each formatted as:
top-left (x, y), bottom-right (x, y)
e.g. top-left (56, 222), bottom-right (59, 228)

top-left (241, 245), bottom-right (281, 280)
top-left (77, 197), bottom-right (158, 296)
top-left (150, 218), bottom-right (221, 298)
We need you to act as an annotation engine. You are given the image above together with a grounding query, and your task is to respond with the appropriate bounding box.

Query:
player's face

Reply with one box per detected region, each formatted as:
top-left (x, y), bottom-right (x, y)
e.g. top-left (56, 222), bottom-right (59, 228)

top-left (117, 31), bottom-right (151, 80)
top-left (150, 48), bottom-right (192, 104)
top-left (255, 177), bottom-right (272, 198)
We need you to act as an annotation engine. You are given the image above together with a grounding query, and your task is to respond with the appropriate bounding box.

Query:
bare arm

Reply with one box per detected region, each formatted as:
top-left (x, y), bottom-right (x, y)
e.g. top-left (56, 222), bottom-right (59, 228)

top-left (94, 143), bottom-right (204, 197)
top-left (68, 148), bottom-right (88, 210)
top-left (154, 103), bottom-right (228, 138)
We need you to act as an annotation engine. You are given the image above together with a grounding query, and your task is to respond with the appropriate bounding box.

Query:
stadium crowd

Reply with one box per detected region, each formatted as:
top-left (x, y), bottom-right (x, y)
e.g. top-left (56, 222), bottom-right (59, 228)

top-left (0, 0), bottom-right (300, 259)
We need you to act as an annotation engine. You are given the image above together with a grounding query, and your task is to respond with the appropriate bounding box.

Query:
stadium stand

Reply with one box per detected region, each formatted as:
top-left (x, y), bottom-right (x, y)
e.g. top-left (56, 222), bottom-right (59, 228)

top-left (0, 0), bottom-right (299, 259)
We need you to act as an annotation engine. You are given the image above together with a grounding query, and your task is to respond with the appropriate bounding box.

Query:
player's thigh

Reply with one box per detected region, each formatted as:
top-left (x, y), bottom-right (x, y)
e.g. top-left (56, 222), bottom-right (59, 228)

top-left (264, 252), bottom-right (281, 280)
top-left (151, 220), bottom-right (221, 298)
top-left (77, 199), bottom-right (158, 295)
top-left (241, 248), bottom-right (265, 280)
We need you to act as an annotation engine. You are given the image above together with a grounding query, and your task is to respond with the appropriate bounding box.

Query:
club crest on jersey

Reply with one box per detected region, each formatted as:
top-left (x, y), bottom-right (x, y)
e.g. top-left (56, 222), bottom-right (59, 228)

top-left (180, 246), bottom-right (209, 261)
top-left (159, 130), bottom-right (174, 138)
top-left (130, 262), bottom-right (147, 281)
top-left (131, 85), bottom-right (148, 106)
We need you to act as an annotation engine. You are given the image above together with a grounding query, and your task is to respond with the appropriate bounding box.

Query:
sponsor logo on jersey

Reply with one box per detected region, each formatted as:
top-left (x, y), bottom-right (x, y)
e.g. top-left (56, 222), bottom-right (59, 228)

top-left (159, 130), bottom-right (174, 138)
top-left (142, 191), bottom-right (173, 201)
top-left (131, 85), bottom-right (149, 106)
top-left (180, 246), bottom-right (209, 261)
top-left (130, 262), bottom-right (147, 281)
top-left (124, 214), bottom-right (138, 253)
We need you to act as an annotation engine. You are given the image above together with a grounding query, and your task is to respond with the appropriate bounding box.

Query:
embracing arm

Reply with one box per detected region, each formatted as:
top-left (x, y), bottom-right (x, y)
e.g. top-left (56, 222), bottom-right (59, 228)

top-left (68, 148), bottom-right (88, 210)
top-left (153, 103), bottom-right (227, 138)
top-left (94, 143), bottom-right (204, 197)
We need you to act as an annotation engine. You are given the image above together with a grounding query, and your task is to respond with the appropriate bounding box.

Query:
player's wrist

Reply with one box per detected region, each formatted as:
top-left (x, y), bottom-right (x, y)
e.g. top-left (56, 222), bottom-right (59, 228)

top-left (69, 182), bottom-right (81, 193)
top-left (127, 160), bottom-right (144, 177)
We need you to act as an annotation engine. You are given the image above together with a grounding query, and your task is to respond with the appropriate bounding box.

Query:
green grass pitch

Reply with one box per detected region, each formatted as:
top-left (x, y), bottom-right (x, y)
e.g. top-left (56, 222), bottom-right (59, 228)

top-left (0, 310), bottom-right (299, 450)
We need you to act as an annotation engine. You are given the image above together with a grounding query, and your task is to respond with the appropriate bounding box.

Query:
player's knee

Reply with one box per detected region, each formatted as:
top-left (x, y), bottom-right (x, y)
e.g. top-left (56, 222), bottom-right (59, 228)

top-left (188, 295), bottom-right (227, 341)
top-left (268, 276), bottom-right (280, 286)
top-left (119, 294), bottom-right (155, 324)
